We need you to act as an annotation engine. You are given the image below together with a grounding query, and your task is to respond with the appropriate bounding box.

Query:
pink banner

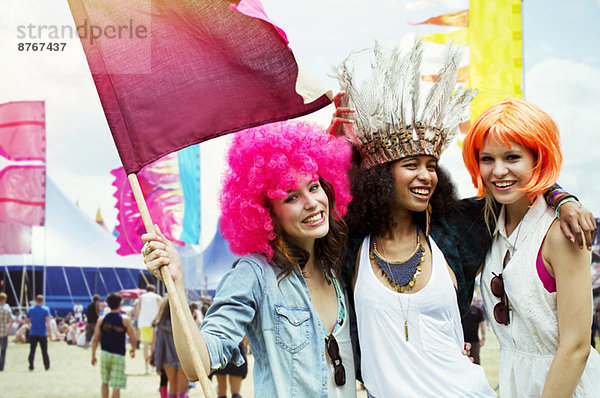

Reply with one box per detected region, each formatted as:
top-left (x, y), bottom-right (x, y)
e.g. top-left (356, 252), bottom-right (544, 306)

top-left (112, 153), bottom-right (185, 255)
top-left (0, 101), bottom-right (46, 226)
top-left (0, 222), bottom-right (32, 254)
top-left (67, 0), bottom-right (330, 174)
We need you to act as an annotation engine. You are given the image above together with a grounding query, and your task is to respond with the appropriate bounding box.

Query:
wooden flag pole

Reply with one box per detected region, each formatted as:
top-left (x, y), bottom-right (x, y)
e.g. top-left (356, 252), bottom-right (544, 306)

top-left (127, 174), bottom-right (215, 398)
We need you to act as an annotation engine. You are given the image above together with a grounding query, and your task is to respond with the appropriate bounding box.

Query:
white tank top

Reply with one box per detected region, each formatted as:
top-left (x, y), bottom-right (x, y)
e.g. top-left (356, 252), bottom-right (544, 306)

top-left (481, 199), bottom-right (600, 397)
top-left (354, 235), bottom-right (495, 398)
top-left (137, 292), bottom-right (161, 328)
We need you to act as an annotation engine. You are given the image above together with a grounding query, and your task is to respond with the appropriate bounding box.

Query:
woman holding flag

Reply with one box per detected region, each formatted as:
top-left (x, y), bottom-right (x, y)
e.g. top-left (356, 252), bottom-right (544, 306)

top-left (142, 120), bottom-right (357, 397)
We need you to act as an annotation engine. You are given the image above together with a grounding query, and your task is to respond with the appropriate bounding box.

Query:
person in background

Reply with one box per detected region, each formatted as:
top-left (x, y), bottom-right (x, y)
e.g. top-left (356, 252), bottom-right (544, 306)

top-left (153, 297), bottom-right (189, 398)
top-left (91, 292), bottom-right (136, 398)
top-left (212, 336), bottom-right (249, 398)
top-left (189, 302), bottom-right (203, 328)
top-left (100, 300), bottom-right (110, 316)
top-left (85, 294), bottom-right (101, 348)
top-left (73, 300), bottom-right (84, 322)
top-left (461, 296), bottom-right (486, 365)
top-left (591, 302), bottom-right (600, 348)
top-left (136, 285), bottom-right (162, 374)
top-left (0, 292), bottom-right (14, 371)
top-left (27, 294), bottom-right (51, 371)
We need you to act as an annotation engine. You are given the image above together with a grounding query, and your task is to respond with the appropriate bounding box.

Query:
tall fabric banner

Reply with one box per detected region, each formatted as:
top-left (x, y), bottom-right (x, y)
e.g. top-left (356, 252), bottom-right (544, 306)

top-left (112, 150), bottom-right (199, 255)
top-left (0, 101), bottom-right (46, 255)
top-left (0, 101), bottom-right (46, 226)
top-left (469, 0), bottom-right (523, 120)
top-left (67, 0), bottom-right (331, 174)
top-left (178, 145), bottom-right (200, 245)
top-left (0, 223), bottom-right (32, 254)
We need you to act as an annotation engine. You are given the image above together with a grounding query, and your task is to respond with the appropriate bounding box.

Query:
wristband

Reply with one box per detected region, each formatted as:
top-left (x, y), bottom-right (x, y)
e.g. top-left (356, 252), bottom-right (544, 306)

top-left (555, 198), bottom-right (581, 220)
top-left (549, 189), bottom-right (563, 203)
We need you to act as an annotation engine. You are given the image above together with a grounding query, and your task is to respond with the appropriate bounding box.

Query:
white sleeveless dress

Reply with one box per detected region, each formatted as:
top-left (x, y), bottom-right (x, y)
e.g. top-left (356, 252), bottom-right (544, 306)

top-left (481, 198), bottom-right (600, 397)
top-left (355, 235), bottom-right (495, 398)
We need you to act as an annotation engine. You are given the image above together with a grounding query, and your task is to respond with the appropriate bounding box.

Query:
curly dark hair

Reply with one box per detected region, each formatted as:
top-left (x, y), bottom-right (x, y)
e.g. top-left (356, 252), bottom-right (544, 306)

top-left (346, 150), bottom-right (458, 238)
top-left (269, 178), bottom-right (348, 281)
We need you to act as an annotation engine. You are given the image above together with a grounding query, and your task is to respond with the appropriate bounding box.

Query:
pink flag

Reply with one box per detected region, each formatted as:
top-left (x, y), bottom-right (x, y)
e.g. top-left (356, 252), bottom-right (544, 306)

top-left (112, 153), bottom-right (185, 255)
top-left (0, 223), bottom-right (32, 254)
top-left (0, 101), bottom-right (46, 226)
top-left (67, 0), bottom-right (331, 174)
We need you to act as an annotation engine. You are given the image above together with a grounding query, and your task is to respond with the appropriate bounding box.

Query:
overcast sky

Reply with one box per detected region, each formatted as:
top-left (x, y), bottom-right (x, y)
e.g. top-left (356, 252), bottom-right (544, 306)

top-left (2, 0), bottom-right (599, 250)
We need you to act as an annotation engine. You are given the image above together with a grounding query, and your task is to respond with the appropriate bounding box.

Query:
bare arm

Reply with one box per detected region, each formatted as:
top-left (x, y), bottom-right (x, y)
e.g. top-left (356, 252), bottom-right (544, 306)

top-left (135, 300), bottom-right (140, 320)
top-left (45, 316), bottom-right (51, 336)
top-left (142, 227), bottom-right (211, 381)
top-left (540, 221), bottom-right (592, 398)
top-left (123, 315), bottom-right (136, 358)
top-left (91, 316), bottom-right (103, 366)
top-left (557, 201), bottom-right (596, 250)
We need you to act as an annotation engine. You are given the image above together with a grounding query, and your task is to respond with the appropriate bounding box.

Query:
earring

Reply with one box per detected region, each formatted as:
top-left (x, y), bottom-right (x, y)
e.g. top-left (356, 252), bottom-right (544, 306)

top-left (425, 204), bottom-right (432, 237)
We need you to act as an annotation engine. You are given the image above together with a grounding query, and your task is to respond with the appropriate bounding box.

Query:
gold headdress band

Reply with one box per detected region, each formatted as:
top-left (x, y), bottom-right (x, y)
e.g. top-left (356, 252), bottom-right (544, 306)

top-left (333, 40), bottom-right (476, 168)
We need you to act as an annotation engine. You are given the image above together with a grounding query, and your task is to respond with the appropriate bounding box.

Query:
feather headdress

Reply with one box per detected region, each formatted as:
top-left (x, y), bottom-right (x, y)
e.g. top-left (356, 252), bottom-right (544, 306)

top-left (333, 40), bottom-right (475, 168)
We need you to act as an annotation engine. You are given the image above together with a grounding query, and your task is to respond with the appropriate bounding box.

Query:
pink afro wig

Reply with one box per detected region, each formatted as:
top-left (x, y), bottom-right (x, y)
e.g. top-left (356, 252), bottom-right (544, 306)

top-left (219, 120), bottom-right (353, 259)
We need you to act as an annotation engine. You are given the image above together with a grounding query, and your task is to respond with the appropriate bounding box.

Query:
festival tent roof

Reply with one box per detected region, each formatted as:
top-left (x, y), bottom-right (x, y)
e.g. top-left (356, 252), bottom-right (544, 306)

top-left (200, 222), bottom-right (238, 297)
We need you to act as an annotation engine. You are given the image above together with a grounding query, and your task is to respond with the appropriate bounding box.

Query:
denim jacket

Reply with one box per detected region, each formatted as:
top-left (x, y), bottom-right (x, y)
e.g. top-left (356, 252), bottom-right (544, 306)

top-left (200, 254), bottom-right (331, 397)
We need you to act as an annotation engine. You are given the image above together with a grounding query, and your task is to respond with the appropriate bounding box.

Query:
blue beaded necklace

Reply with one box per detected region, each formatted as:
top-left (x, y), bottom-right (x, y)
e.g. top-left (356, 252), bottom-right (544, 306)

top-left (370, 226), bottom-right (425, 293)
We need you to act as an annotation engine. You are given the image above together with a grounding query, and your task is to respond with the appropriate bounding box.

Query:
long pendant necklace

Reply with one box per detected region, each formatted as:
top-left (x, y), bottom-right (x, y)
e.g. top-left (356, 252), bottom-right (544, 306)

top-left (372, 226), bottom-right (426, 341)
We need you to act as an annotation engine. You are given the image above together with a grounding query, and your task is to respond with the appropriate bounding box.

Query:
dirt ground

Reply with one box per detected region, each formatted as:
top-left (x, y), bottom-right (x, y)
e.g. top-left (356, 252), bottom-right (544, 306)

top-left (0, 339), bottom-right (365, 398)
top-left (2, 332), bottom-right (596, 397)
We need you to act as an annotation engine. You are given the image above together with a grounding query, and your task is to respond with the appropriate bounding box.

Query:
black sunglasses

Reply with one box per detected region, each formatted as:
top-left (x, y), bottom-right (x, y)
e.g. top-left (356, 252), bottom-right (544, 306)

top-left (325, 334), bottom-right (346, 386)
top-left (491, 271), bottom-right (510, 325)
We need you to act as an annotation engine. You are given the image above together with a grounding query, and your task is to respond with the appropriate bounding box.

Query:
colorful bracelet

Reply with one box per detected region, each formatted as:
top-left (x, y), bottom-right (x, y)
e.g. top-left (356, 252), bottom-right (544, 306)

top-left (549, 189), bottom-right (563, 203)
top-left (555, 198), bottom-right (581, 220)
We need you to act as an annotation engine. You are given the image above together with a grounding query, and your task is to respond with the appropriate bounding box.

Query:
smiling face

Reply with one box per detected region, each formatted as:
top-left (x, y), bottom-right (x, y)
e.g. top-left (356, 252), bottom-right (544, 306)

top-left (270, 176), bottom-right (330, 252)
top-left (478, 136), bottom-right (536, 207)
top-left (391, 155), bottom-right (438, 213)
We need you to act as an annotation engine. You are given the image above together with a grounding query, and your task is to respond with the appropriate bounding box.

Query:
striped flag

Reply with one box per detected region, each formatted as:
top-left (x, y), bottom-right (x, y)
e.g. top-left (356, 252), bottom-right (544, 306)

top-left (0, 101), bottom-right (46, 255)
top-left (0, 101), bottom-right (46, 226)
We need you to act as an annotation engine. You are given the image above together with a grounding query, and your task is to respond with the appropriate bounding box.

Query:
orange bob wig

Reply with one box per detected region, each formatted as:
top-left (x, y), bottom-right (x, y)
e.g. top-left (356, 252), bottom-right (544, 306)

top-left (462, 98), bottom-right (562, 203)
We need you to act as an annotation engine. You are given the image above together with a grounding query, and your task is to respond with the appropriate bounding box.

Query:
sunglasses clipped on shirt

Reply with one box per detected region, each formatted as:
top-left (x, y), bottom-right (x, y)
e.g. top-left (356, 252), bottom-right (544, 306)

top-left (490, 271), bottom-right (510, 325)
top-left (490, 250), bottom-right (513, 325)
top-left (325, 333), bottom-right (346, 386)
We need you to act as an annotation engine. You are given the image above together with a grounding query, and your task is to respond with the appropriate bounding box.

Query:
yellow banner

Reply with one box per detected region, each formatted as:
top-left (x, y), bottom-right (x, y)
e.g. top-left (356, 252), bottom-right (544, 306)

top-left (421, 28), bottom-right (468, 46)
top-left (469, 0), bottom-right (523, 122)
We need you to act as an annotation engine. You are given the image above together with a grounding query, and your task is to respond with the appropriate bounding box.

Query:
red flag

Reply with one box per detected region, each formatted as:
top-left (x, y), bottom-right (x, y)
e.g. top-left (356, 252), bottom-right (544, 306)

top-left (0, 101), bottom-right (46, 226)
top-left (67, 0), bottom-right (331, 174)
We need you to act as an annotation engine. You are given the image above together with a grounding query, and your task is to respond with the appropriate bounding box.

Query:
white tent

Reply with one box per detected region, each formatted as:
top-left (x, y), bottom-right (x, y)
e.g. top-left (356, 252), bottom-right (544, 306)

top-left (0, 178), bottom-right (148, 315)
top-left (1, 177), bottom-right (143, 268)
